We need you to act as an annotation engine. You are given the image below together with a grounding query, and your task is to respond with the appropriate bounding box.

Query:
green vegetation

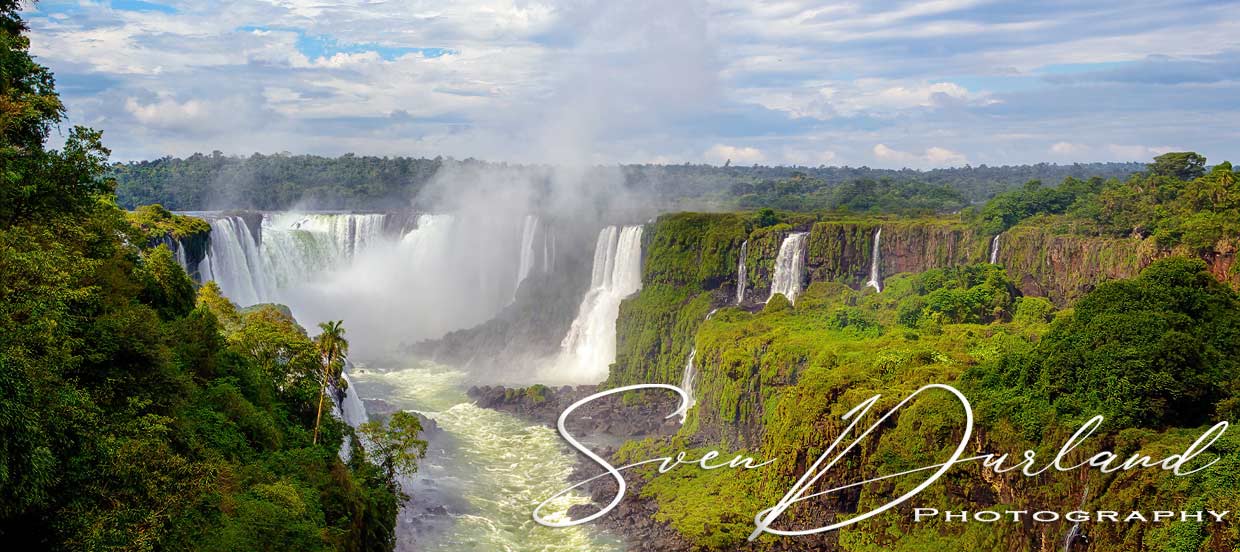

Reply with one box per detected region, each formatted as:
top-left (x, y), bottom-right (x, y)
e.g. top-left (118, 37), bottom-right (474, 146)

top-left (126, 203), bottom-right (211, 243)
top-left (729, 173), bottom-right (968, 214)
top-left (968, 152), bottom-right (1240, 251)
top-left (613, 259), bottom-right (1240, 551)
top-left (110, 151), bottom-right (1142, 212)
top-left (313, 320), bottom-right (349, 445)
top-left (0, 5), bottom-right (415, 549)
top-left (969, 257), bottom-right (1240, 430)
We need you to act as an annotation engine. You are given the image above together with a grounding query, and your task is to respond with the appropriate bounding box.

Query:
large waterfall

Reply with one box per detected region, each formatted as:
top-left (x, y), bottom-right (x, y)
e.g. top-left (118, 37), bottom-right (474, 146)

top-left (198, 213), bottom-right (386, 306)
top-left (866, 228), bottom-right (883, 292)
top-left (552, 225), bottom-right (645, 383)
top-left (990, 233), bottom-right (1001, 264)
top-left (196, 211), bottom-right (539, 353)
top-left (736, 240), bottom-right (748, 304)
top-left (767, 232), bottom-right (808, 304)
top-left (199, 216), bottom-right (268, 305)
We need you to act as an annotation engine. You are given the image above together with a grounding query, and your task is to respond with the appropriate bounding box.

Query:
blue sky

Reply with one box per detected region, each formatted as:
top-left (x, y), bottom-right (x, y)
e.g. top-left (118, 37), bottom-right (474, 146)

top-left (26, 0), bottom-right (1240, 167)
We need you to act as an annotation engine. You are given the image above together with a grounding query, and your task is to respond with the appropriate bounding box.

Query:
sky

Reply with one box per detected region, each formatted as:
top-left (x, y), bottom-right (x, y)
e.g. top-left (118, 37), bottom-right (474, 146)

top-left (26, 0), bottom-right (1240, 168)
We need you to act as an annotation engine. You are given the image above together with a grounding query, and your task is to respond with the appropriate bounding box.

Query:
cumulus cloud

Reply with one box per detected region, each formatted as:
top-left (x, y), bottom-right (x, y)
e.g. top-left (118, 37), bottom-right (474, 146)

top-left (873, 143), bottom-right (967, 168)
top-left (1049, 141), bottom-right (1087, 156)
top-left (24, 0), bottom-right (1240, 164)
top-left (704, 144), bottom-right (766, 165)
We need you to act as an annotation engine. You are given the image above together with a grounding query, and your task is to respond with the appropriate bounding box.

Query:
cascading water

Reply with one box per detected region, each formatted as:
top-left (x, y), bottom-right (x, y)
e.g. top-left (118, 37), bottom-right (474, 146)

top-left (866, 228), bottom-right (883, 292)
top-left (338, 370), bottom-right (368, 428)
top-left (677, 349), bottom-right (697, 424)
top-left (203, 216), bottom-right (268, 306)
top-left (196, 210), bottom-right (620, 549)
top-left (514, 215), bottom-right (539, 298)
top-left (990, 234), bottom-right (1001, 264)
top-left (200, 213), bottom-right (388, 306)
top-left (736, 240), bottom-right (748, 304)
top-left (767, 232), bottom-right (809, 304)
top-left (350, 362), bottom-right (620, 552)
top-left (677, 308), bottom-right (718, 424)
top-left (543, 227), bottom-right (556, 273)
top-left (552, 225), bottom-right (644, 383)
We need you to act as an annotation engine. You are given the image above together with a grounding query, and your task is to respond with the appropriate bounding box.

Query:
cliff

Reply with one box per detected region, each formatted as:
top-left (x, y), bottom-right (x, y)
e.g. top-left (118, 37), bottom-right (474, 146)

top-left (593, 211), bottom-right (1240, 552)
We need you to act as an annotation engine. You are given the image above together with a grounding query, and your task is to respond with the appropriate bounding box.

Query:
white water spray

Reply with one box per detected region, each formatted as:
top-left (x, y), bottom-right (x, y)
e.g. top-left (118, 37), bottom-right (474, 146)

top-left (866, 228), bottom-right (883, 292)
top-left (203, 216), bottom-right (268, 305)
top-left (736, 240), bottom-right (748, 304)
top-left (990, 234), bottom-right (1001, 264)
top-left (199, 211), bottom-right (534, 353)
top-left (767, 232), bottom-right (808, 304)
top-left (552, 225), bottom-right (644, 383)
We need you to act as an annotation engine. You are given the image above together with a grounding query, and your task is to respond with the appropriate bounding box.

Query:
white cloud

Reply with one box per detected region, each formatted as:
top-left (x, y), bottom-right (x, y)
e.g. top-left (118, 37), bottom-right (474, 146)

top-left (24, 0), bottom-right (1240, 164)
top-left (780, 147), bottom-right (837, 166)
top-left (873, 143), bottom-right (967, 167)
top-left (125, 96), bottom-right (210, 128)
top-left (1049, 141), bottom-right (1087, 155)
top-left (1105, 144), bottom-right (1179, 161)
top-left (744, 79), bottom-right (994, 120)
top-left (704, 144), bottom-right (766, 165)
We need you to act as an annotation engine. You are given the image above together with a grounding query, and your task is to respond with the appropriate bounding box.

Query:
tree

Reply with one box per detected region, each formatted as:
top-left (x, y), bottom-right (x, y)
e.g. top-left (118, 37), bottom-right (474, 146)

top-left (1148, 151), bottom-right (1206, 181)
top-left (359, 411), bottom-right (428, 485)
top-left (1032, 257), bottom-right (1239, 427)
top-left (312, 320), bottom-right (348, 444)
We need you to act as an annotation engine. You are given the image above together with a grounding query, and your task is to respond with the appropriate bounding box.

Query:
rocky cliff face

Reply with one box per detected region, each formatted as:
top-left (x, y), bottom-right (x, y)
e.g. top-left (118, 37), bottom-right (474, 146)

top-left (611, 213), bottom-right (1240, 392)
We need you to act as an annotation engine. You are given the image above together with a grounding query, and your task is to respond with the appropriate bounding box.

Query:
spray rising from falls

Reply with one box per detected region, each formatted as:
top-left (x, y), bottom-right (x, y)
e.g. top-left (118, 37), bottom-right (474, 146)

top-left (197, 211), bottom-right (539, 353)
top-left (866, 228), bottom-right (883, 292)
top-left (552, 225), bottom-right (644, 383)
top-left (767, 232), bottom-right (809, 304)
top-left (990, 234), bottom-right (1001, 264)
top-left (736, 240), bottom-right (748, 304)
top-left (199, 213), bottom-right (386, 306)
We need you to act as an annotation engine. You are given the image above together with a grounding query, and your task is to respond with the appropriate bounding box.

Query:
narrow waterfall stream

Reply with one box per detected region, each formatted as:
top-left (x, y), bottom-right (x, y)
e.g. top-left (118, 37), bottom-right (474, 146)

top-left (865, 228), bottom-right (883, 292)
top-left (990, 233), bottom-right (1001, 264)
top-left (677, 350), bottom-right (697, 424)
top-left (736, 240), bottom-right (748, 304)
top-left (514, 215), bottom-right (540, 298)
top-left (768, 232), bottom-right (809, 303)
top-left (678, 308), bottom-right (718, 424)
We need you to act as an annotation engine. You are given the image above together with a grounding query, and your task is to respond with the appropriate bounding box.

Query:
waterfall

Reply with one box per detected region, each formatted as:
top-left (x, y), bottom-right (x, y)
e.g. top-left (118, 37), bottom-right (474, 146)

top-left (865, 228), bottom-right (883, 292)
top-left (331, 368), bottom-right (370, 462)
top-left (676, 308), bottom-right (718, 424)
top-left (736, 240), bottom-right (749, 304)
top-left (990, 234), bottom-right (1001, 264)
top-left (198, 210), bottom-right (555, 353)
top-left (513, 215), bottom-right (540, 298)
top-left (339, 370), bottom-right (368, 428)
top-left (767, 232), bottom-right (809, 304)
top-left (552, 225), bottom-right (645, 383)
top-left (677, 349), bottom-right (697, 424)
top-left (200, 213), bottom-right (389, 306)
top-left (543, 228), bottom-right (556, 273)
top-left (204, 216), bottom-right (267, 306)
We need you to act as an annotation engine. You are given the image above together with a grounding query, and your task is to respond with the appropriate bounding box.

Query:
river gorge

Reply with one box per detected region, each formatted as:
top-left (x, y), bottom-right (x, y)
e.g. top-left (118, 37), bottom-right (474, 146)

top-left (157, 208), bottom-right (1240, 551)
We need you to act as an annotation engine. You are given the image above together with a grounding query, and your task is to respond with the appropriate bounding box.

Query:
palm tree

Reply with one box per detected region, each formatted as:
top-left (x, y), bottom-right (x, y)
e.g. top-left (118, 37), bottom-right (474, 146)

top-left (312, 320), bottom-right (348, 445)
